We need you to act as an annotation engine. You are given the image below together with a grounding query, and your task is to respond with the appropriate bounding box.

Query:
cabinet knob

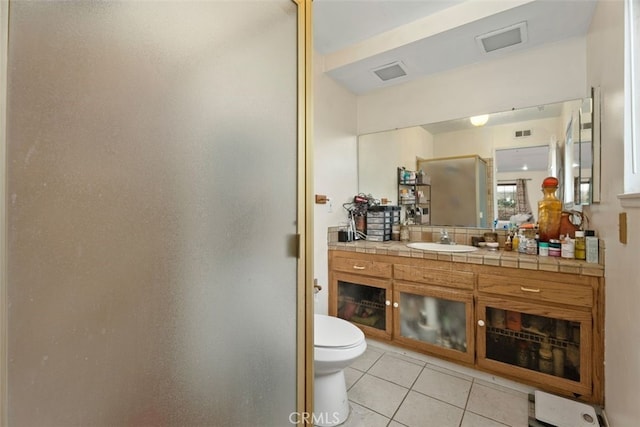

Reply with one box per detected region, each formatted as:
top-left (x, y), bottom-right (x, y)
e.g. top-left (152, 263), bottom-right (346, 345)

top-left (393, 302), bottom-right (399, 308)
top-left (477, 320), bottom-right (486, 327)
top-left (385, 300), bottom-right (391, 306)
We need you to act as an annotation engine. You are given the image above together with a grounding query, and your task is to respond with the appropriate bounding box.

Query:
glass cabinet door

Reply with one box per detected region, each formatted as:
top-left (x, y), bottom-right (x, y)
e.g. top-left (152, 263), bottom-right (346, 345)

top-left (477, 297), bottom-right (592, 397)
top-left (332, 272), bottom-right (392, 340)
top-left (393, 281), bottom-right (474, 364)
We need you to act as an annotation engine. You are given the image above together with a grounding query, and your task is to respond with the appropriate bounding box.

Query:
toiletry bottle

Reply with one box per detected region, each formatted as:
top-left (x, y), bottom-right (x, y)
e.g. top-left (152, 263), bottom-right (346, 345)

top-left (512, 231), bottom-right (519, 253)
top-left (504, 234), bottom-right (513, 251)
top-left (585, 230), bottom-right (599, 263)
top-left (539, 339), bottom-right (554, 375)
top-left (561, 235), bottom-right (574, 258)
top-left (518, 232), bottom-right (527, 253)
top-left (537, 177), bottom-right (562, 242)
top-left (574, 230), bottom-right (586, 260)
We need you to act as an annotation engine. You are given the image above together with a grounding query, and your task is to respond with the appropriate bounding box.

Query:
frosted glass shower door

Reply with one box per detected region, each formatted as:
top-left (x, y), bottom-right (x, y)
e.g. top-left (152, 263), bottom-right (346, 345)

top-left (5, 1), bottom-right (305, 425)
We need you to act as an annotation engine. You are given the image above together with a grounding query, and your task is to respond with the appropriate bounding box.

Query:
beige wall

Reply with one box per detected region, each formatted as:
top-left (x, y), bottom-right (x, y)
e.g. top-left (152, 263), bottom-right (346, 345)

top-left (358, 126), bottom-right (434, 205)
top-left (586, 1), bottom-right (640, 425)
top-left (312, 51), bottom-right (358, 315)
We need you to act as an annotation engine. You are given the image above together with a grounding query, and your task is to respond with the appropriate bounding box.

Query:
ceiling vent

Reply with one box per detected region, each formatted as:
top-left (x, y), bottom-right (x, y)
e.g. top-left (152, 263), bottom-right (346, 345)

top-left (371, 61), bottom-right (408, 82)
top-left (515, 129), bottom-right (532, 138)
top-left (476, 22), bottom-right (528, 54)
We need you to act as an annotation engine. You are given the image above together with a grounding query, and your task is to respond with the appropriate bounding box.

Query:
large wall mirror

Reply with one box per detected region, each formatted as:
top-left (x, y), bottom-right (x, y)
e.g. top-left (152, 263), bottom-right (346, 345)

top-left (357, 94), bottom-right (600, 227)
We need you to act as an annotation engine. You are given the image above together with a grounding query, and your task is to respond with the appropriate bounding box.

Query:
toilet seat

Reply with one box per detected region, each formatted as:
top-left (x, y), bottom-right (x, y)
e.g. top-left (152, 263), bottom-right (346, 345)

top-left (315, 314), bottom-right (365, 349)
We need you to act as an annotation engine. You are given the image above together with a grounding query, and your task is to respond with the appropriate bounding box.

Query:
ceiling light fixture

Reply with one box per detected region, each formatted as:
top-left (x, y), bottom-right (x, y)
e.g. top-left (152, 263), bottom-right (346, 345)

top-left (470, 114), bottom-right (489, 126)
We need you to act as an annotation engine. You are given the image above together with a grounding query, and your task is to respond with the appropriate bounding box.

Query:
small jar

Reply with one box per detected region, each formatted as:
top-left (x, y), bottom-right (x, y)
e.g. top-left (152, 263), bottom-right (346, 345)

top-left (506, 311), bottom-right (522, 331)
top-left (548, 239), bottom-right (561, 257)
top-left (538, 242), bottom-right (549, 256)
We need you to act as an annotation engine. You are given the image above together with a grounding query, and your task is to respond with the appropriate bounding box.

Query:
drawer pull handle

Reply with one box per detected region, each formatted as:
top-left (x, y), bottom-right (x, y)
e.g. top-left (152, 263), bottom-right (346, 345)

top-left (393, 302), bottom-right (399, 308)
top-left (520, 286), bottom-right (541, 293)
top-left (385, 300), bottom-right (391, 306)
top-left (352, 265), bottom-right (366, 270)
top-left (477, 320), bottom-right (485, 327)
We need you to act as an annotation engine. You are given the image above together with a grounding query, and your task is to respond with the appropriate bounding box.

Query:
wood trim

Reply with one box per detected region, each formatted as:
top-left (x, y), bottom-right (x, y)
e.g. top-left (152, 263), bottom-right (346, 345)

top-left (295, 0), bottom-right (313, 422)
top-left (0, 0), bottom-right (8, 423)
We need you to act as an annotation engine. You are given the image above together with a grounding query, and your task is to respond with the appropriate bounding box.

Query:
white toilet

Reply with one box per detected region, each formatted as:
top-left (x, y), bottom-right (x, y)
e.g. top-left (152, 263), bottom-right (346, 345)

top-left (314, 314), bottom-right (367, 427)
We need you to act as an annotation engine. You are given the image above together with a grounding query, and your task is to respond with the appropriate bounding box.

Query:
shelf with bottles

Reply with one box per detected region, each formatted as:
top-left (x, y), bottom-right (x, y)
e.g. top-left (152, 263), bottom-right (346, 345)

top-left (480, 304), bottom-right (589, 391)
top-left (397, 167), bottom-right (431, 186)
top-left (397, 167), bottom-right (431, 225)
top-left (336, 279), bottom-right (388, 333)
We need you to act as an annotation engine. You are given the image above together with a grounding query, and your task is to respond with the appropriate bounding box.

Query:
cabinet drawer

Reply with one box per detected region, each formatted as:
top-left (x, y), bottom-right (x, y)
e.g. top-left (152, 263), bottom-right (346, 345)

top-left (394, 264), bottom-right (474, 290)
top-left (331, 256), bottom-right (392, 278)
top-left (478, 274), bottom-right (593, 308)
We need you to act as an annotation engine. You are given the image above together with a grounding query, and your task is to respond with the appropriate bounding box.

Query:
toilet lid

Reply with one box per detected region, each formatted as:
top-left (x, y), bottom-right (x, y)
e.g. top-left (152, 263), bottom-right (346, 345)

top-left (314, 314), bottom-right (365, 348)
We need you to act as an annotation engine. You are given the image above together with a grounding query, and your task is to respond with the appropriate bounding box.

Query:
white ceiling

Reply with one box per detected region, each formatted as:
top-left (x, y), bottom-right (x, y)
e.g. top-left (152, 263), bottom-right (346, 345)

top-left (313, 0), bottom-right (597, 95)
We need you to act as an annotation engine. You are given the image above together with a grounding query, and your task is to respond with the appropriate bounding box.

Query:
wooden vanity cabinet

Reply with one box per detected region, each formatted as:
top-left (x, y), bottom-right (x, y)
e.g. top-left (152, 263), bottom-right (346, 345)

top-left (475, 266), bottom-right (604, 403)
top-left (328, 249), bottom-right (605, 405)
top-left (393, 280), bottom-right (475, 364)
top-left (328, 253), bottom-right (393, 340)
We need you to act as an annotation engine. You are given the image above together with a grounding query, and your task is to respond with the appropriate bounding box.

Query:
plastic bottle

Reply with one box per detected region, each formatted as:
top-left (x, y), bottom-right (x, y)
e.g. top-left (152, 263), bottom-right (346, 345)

top-left (585, 230), bottom-right (599, 263)
top-left (504, 234), bottom-right (513, 251)
top-left (561, 235), bottom-right (575, 259)
top-left (539, 339), bottom-right (554, 374)
top-left (574, 230), bottom-right (586, 260)
top-left (537, 177), bottom-right (562, 242)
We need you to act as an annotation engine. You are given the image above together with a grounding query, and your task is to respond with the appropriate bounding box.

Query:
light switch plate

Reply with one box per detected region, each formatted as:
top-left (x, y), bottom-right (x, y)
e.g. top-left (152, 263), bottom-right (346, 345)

top-left (619, 212), bottom-right (627, 244)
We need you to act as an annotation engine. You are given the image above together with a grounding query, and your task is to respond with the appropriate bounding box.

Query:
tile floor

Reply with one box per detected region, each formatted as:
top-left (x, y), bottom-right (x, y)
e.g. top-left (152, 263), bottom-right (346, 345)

top-left (338, 339), bottom-right (536, 427)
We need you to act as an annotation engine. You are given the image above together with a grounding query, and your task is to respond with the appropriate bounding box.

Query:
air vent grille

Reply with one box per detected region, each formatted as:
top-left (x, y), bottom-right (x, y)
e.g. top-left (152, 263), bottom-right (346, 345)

top-left (476, 22), bottom-right (528, 54)
top-left (515, 129), bottom-right (532, 138)
top-left (371, 61), bottom-right (407, 82)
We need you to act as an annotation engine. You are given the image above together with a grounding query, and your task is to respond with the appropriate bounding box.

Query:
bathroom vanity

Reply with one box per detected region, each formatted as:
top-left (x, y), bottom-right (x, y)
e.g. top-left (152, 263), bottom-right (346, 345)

top-left (327, 231), bottom-right (604, 405)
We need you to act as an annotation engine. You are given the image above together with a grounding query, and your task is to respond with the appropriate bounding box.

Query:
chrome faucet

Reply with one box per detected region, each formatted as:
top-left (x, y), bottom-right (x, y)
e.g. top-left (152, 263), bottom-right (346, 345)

top-left (439, 229), bottom-right (451, 245)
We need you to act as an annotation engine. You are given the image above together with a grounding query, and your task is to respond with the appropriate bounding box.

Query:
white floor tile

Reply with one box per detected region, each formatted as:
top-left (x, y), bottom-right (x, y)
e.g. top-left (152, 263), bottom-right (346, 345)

top-left (466, 382), bottom-right (529, 427)
top-left (348, 374), bottom-right (408, 418)
top-left (461, 411), bottom-right (511, 427)
top-left (367, 353), bottom-right (423, 388)
top-left (350, 346), bottom-right (383, 372)
top-left (411, 365), bottom-right (472, 408)
top-left (342, 344), bottom-right (535, 427)
top-left (338, 402), bottom-right (389, 427)
top-left (344, 367), bottom-right (364, 390)
top-left (393, 390), bottom-right (464, 427)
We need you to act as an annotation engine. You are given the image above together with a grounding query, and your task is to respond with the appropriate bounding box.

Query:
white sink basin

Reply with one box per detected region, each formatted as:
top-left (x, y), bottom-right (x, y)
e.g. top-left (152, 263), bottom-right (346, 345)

top-left (406, 242), bottom-right (479, 253)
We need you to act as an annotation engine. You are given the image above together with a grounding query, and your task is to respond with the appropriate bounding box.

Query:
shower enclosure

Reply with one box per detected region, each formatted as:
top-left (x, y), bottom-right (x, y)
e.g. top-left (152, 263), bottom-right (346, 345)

top-left (1, 1), bottom-right (310, 425)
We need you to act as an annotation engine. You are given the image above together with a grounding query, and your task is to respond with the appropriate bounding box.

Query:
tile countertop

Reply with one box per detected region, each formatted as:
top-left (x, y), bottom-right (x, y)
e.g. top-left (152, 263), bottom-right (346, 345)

top-left (327, 240), bottom-right (604, 278)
